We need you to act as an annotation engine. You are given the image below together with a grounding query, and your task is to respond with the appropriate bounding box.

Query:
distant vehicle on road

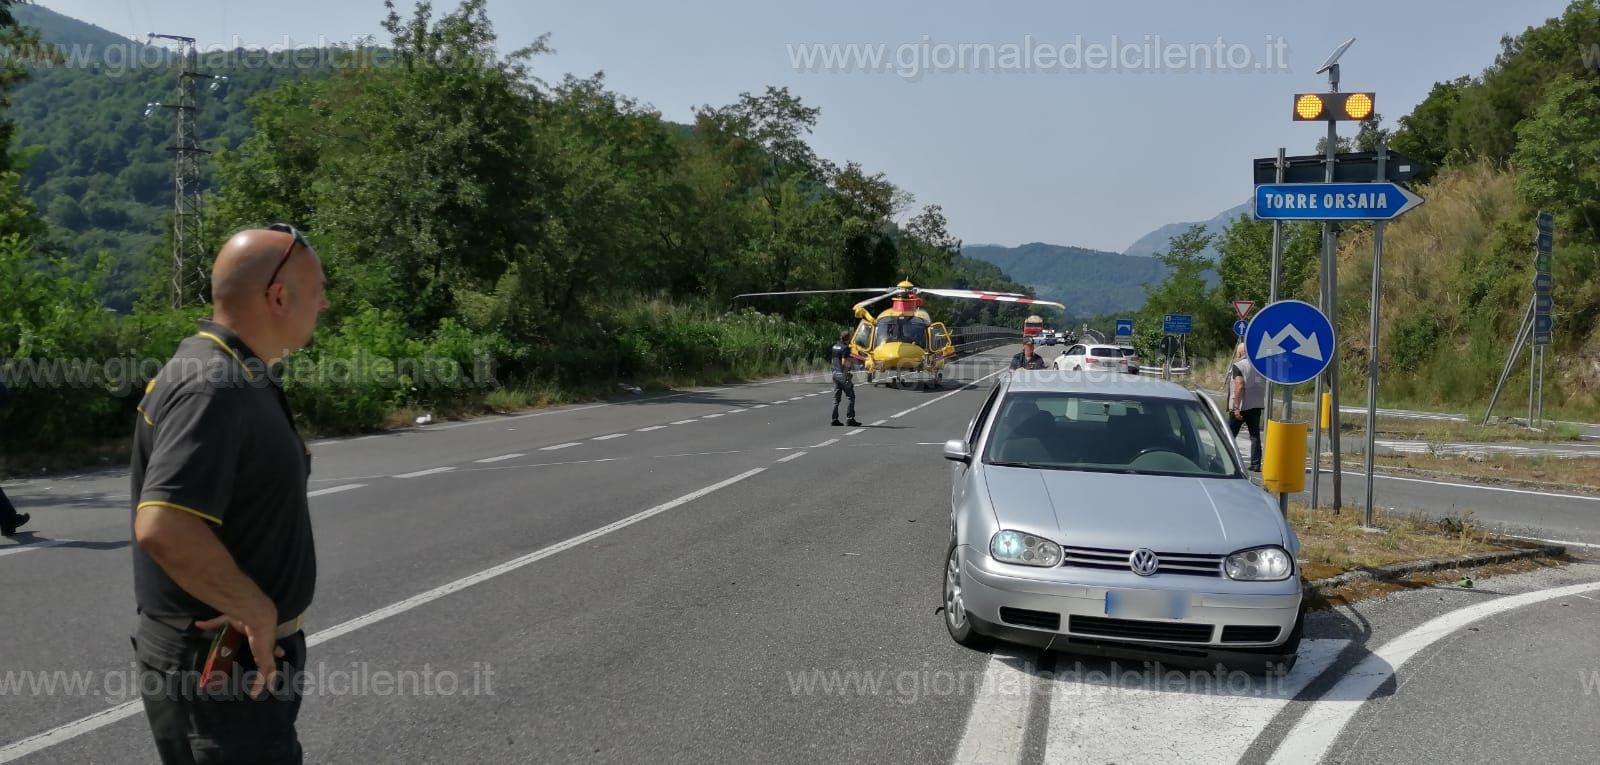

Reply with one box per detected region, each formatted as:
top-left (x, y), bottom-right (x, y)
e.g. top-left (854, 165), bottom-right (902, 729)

top-left (940, 372), bottom-right (1303, 670)
top-left (1052, 344), bottom-right (1137, 374)
top-left (1023, 314), bottom-right (1044, 339)
top-left (1040, 329), bottom-right (1058, 346)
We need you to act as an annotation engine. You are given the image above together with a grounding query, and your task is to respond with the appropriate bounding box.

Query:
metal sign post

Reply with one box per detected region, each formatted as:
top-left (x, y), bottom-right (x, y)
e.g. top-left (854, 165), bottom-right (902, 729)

top-left (1268, 149), bottom-right (1290, 516)
top-left (1483, 211), bottom-right (1553, 426)
top-left (1362, 143), bottom-right (1389, 530)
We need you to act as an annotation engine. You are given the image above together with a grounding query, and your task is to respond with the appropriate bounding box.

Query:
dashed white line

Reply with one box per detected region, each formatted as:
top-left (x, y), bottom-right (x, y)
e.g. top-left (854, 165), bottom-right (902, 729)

top-left (593, 434), bottom-right (627, 441)
top-left (788, 396), bottom-right (805, 401)
top-left (0, 467), bottom-right (770, 764)
top-left (541, 442), bottom-right (582, 451)
top-left (726, 409), bottom-right (747, 414)
top-left (393, 467), bottom-right (455, 479)
top-left (870, 419), bottom-right (888, 427)
top-left (672, 419), bottom-right (698, 425)
top-left (636, 426), bottom-right (667, 432)
top-left (775, 451), bottom-right (808, 464)
top-left (701, 413), bottom-right (725, 419)
top-left (0, 539), bottom-right (74, 559)
top-left (846, 428), bottom-right (865, 436)
top-left (808, 438), bottom-right (840, 449)
top-left (474, 454), bottom-right (526, 463)
top-left (308, 483), bottom-right (367, 497)
top-left (752, 404), bottom-right (769, 409)
top-left (1367, 472), bottom-right (1600, 502)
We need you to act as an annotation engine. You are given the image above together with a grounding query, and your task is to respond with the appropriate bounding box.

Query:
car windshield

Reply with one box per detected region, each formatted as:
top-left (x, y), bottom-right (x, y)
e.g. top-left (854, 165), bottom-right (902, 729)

top-left (876, 316), bottom-right (929, 347)
top-left (1089, 347), bottom-right (1121, 357)
top-left (981, 392), bottom-right (1240, 477)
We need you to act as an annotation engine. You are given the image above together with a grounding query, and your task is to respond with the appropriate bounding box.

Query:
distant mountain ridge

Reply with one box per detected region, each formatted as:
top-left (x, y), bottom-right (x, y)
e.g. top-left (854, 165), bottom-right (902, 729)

top-left (1121, 200), bottom-right (1251, 260)
top-left (14, 3), bottom-right (159, 54)
top-left (961, 242), bottom-right (1166, 316)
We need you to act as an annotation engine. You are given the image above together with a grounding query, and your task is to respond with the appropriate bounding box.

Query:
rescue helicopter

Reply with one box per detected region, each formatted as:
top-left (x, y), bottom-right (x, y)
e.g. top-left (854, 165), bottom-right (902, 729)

top-left (735, 281), bottom-right (1066, 389)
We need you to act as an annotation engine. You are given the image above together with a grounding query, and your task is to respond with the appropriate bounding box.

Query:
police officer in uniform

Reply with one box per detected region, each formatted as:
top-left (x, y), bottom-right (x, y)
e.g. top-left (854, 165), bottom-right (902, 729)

top-left (130, 224), bottom-right (328, 764)
top-left (1009, 339), bottom-right (1047, 370)
top-left (830, 330), bottom-right (861, 426)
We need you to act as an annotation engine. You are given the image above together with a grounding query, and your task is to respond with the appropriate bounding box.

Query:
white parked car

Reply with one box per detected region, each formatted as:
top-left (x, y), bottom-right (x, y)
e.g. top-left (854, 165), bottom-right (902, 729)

top-left (1053, 344), bottom-right (1137, 374)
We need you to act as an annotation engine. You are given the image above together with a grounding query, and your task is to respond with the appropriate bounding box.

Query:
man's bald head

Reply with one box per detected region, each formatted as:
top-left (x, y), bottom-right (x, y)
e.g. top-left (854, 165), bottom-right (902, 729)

top-left (207, 227), bottom-right (328, 364)
top-left (211, 228), bottom-right (303, 310)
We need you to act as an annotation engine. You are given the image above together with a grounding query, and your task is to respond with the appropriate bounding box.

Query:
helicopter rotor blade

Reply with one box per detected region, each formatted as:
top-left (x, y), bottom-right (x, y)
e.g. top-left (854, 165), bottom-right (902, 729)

top-left (916, 288), bottom-right (1066, 310)
top-left (734, 288), bottom-right (899, 300)
top-left (852, 290), bottom-right (901, 312)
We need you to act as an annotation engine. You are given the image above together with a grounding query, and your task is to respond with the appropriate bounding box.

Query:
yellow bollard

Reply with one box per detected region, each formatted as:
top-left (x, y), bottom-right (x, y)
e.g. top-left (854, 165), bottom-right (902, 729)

top-left (1263, 420), bottom-right (1307, 494)
top-left (1320, 392), bottom-right (1332, 430)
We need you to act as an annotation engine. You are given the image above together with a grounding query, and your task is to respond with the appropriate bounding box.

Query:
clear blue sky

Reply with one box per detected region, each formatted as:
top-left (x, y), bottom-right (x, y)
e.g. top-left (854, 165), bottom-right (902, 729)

top-left (41, 0), bottom-right (1575, 252)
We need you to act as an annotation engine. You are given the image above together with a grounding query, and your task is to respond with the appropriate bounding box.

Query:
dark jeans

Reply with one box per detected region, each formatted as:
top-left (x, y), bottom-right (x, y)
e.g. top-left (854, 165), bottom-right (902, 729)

top-left (0, 483), bottom-right (16, 522)
top-left (1230, 408), bottom-right (1264, 469)
top-left (134, 617), bottom-right (306, 764)
top-left (832, 372), bottom-right (856, 420)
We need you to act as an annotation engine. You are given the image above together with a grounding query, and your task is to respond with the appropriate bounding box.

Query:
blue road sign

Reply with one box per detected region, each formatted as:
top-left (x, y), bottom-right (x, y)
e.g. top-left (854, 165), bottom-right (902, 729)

top-left (1115, 319), bottom-right (1133, 337)
top-left (1233, 319), bottom-right (1248, 337)
top-left (1537, 210), bottom-right (1553, 236)
top-left (1162, 314), bottom-right (1192, 335)
top-left (1253, 182), bottom-right (1424, 221)
top-left (1245, 300), bottom-right (1335, 385)
top-left (1537, 231), bottom-right (1553, 254)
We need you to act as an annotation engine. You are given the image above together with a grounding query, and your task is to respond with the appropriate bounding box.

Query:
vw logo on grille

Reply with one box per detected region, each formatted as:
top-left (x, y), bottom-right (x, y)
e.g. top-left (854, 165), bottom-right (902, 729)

top-left (1128, 548), bottom-right (1160, 577)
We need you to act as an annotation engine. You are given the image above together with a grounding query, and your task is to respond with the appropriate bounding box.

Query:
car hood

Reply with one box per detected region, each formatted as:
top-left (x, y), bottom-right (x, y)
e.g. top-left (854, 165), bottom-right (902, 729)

top-left (982, 466), bottom-right (1284, 554)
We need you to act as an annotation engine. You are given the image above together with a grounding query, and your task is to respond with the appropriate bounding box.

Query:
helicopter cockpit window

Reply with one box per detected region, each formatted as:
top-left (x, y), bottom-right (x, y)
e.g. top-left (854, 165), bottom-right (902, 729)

top-left (875, 316), bottom-right (931, 348)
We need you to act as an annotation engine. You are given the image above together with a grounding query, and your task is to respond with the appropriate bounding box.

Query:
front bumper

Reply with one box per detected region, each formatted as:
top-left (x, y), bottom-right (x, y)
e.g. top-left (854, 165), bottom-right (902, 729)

top-left (961, 551), bottom-right (1301, 652)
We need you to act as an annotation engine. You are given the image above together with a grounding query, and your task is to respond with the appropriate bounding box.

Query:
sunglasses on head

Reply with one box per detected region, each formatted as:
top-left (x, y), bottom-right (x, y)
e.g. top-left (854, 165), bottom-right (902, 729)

top-left (264, 223), bottom-right (311, 291)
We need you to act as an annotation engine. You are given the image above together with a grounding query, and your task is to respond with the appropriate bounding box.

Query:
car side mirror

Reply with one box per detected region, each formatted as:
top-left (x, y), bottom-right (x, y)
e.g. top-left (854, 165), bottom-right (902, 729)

top-left (943, 439), bottom-right (971, 463)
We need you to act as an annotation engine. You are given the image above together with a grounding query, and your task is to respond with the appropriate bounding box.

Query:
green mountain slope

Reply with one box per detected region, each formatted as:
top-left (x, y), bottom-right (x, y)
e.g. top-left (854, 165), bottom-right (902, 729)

top-left (961, 242), bottom-right (1168, 316)
top-left (1121, 200), bottom-right (1250, 259)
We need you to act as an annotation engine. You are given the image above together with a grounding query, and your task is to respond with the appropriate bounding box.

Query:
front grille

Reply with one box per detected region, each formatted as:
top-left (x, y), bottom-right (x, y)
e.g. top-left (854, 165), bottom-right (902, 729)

top-left (1000, 607), bottom-right (1061, 631)
top-left (1220, 625), bottom-right (1281, 644)
top-left (1060, 545), bottom-right (1224, 577)
top-left (1069, 615), bottom-right (1214, 643)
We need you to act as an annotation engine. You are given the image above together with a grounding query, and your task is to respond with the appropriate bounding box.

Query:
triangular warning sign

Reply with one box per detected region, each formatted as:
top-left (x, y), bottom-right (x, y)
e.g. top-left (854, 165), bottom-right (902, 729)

top-left (1232, 300), bottom-right (1256, 320)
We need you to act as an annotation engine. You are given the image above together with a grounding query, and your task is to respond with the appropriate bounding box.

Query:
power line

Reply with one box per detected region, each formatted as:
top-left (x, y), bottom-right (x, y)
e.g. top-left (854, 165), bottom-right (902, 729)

top-left (144, 33), bottom-right (225, 308)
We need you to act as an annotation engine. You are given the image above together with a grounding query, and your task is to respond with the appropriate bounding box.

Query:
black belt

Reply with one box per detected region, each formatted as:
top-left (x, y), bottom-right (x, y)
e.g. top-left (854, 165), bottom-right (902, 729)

top-left (144, 612), bottom-right (304, 641)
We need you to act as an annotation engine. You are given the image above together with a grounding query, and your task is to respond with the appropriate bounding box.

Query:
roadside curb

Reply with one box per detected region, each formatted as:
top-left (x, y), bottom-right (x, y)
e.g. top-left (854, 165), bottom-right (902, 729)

top-left (1306, 541), bottom-right (1568, 593)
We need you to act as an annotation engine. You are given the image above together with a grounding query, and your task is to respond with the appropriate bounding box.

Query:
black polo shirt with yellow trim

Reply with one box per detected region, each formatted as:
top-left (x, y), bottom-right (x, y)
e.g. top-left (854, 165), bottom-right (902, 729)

top-left (130, 319), bottom-right (316, 622)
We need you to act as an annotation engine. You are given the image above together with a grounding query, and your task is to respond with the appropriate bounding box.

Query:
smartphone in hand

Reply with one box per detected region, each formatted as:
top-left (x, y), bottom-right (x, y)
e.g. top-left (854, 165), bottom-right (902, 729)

top-left (200, 626), bottom-right (245, 694)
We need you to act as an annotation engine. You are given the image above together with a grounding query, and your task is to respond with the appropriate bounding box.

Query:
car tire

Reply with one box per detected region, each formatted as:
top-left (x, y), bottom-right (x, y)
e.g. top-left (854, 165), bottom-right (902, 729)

top-left (943, 538), bottom-right (993, 650)
top-left (1268, 602), bottom-right (1305, 672)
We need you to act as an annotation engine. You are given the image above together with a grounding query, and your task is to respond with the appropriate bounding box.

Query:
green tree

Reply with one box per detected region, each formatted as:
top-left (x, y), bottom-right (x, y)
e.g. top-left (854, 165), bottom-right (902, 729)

top-left (1514, 74), bottom-right (1600, 238)
top-left (1216, 215), bottom-right (1321, 308)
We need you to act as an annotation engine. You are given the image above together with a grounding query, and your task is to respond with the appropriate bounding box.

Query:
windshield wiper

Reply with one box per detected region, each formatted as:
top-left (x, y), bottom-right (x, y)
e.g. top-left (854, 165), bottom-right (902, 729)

top-left (986, 461), bottom-right (1044, 469)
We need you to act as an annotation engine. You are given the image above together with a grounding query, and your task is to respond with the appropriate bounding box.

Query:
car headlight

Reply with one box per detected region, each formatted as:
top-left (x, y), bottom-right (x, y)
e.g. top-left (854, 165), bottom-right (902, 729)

top-left (1224, 546), bottom-right (1294, 581)
top-left (989, 530), bottom-right (1062, 567)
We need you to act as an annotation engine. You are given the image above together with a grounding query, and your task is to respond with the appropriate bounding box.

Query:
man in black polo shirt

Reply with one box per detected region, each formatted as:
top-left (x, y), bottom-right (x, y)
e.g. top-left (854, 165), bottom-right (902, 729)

top-left (1009, 339), bottom-right (1046, 371)
top-left (131, 224), bottom-right (327, 764)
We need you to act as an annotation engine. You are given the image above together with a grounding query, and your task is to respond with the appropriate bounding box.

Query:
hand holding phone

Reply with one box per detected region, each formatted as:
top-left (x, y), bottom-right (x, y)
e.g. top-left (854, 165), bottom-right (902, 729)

top-left (201, 625), bottom-right (245, 694)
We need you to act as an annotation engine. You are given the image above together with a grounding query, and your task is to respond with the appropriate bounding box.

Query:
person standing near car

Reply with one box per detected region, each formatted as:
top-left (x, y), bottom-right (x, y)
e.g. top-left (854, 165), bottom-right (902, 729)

top-left (130, 225), bottom-right (328, 763)
top-left (1227, 342), bottom-right (1267, 471)
top-left (0, 367), bottom-right (30, 537)
top-left (1009, 339), bottom-right (1046, 371)
top-left (829, 330), bottom-right (860, 427)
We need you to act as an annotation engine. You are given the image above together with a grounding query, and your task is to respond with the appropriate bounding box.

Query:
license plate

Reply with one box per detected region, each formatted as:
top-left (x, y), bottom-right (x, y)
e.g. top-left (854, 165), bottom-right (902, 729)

top-left (1105, 589), bottom-right (1189, 619)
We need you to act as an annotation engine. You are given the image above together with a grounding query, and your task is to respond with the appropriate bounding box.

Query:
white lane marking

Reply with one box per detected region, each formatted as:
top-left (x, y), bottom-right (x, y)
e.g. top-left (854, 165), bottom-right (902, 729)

top-left (808, 438), bottom-right (839, 449)
top-left (541, 442), bottom-right (582, 451)
top-left (870, 419), bottom-right (888, 426)
top-left (474, 454), bottom-right (525, 463)
top-left (636, 426), bottom-right (667, 432)
top-left (308, 483), bottom-right (367, 497)
top-left (419, 402), bottom-right (611, 432)
top-left (672, 419), bottom-right (698, 425)
top-left (752, 405), bottom-right (769, 410)
top-left (892, 367), bottom-right (1006, 419)
top-left (1504, 534), bottom-right (1600, 550)
top-left (951, 651), bottom-right (1037, 765)
top-left (1366, 472), bottom-right (1600, 502)
top-left (1044, 640), bottom-right (1348, 764)
top-left (392, 467), bottom-right (455, 479)
top-left (1269, 581), bottom-right (1600, 764)
top-left (0, 467), bottom-right (770, 765)
top-left (726, 409), bottom-right (747, 414)
top-left (775, 451), bottom-right (807, 464)
top-left (788, 396), bottom-right (805, 401)
top-left (592, 434), bottom-right (627, 441)
top-left (0, 539), bottom-right (75, 559)
top-left (805, 393), bottom-right (821, 398)
top-left (701, 413), bottom-right (725, 419)
top-left (459, 458), bottom-right (617, 474)
top-left (846, 428), bottom-right (865, 436)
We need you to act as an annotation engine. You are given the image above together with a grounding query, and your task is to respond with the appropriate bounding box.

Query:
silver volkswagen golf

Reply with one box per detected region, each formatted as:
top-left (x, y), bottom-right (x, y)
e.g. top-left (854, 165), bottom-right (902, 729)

top-left (941, 370), bottom-right (1303, 669)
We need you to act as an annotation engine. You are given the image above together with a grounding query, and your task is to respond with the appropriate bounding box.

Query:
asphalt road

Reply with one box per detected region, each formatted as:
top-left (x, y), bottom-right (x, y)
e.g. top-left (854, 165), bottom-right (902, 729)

top-left (3, 344), bottom-right (1598, 764)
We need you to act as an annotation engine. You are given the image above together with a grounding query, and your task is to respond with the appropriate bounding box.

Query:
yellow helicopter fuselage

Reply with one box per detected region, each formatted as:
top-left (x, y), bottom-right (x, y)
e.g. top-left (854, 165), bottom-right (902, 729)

top-left (848, 293), bottom-right (955, 380)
